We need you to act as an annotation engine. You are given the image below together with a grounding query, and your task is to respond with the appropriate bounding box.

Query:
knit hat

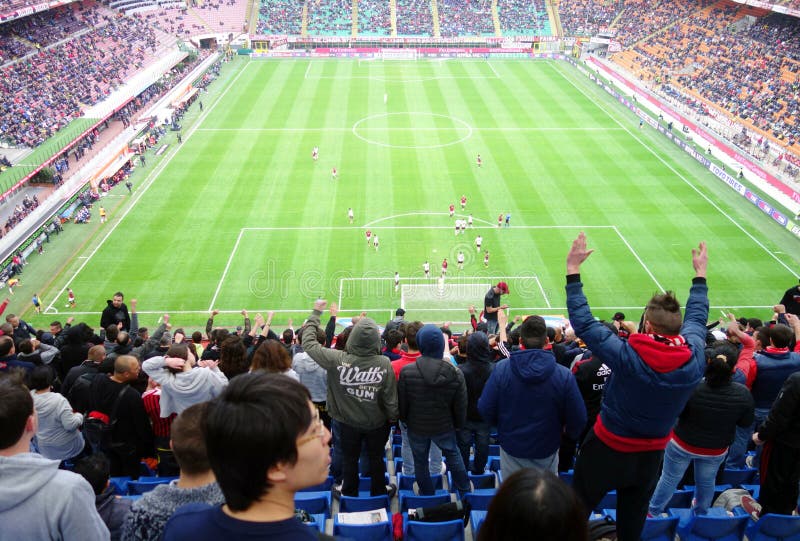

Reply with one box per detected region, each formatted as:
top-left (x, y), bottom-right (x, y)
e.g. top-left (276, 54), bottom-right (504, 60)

top-left (416, 324), bottom-right (444, 357)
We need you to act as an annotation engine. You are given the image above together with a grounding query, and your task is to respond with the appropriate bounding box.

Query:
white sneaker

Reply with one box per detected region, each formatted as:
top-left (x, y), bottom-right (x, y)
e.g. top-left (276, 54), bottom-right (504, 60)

top-left (440, 462), bottom-right (447, 475)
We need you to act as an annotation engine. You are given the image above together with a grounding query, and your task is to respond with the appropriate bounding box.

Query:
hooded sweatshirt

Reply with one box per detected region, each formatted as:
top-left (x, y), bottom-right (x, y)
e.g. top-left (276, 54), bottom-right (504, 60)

top-left (302, 310), bottom-right (398, 429)
top-left (478, 346), bottom-right (586, 459)
top-left (32, 390), bottom-right (85, 461)
top-left (398, 324), bottom-right (468, 436)
top-left (292, 347), bottom-right (328, 403)
top-left (142, 357), bottom-right (228, 417)
top-left (458, 332), bottom-right (495, 422)
top-left (0, 452), bottom-right (110, 540)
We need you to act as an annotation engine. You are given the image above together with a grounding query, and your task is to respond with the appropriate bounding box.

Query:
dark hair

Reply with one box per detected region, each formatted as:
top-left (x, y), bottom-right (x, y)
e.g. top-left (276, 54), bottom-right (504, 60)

top-left (73, 453), bottom-right (110, 496)
top-left (403, 321), bottom-right (424, 351)
top-left (478, 468), bottom-right (587, 541)
top-left (171, 403), bottom-right (211, 475)
top-left (113, 292), bottom-right (124, 300)
top-left (519, 316), bottom-right (547, 349)
top-left (0, 374), bottom-right (33, 449)
top-left (17, 339), bottom-right (33, 355)
top-left (105, 324), bottom-right (119, 342)
top-left (704, 342), bottom-right (737, 387)
top-left (192, 331), bottom-right (203, 344)
top-left (166, 343), bottom-right (189, 360)
top-left (644, 291), bottom-right (682, 334)
top-left (0, 335), bottom-right (15, 357)
top-left (334, 327), bottom-right (352, 350)
top-left (205, 373), bottom-right (312, 511)
top-left (219, 336), bottom-right (249, 380)
top-left (29, 366), bottom-right (54, 390)
top-left (746, 318), bottom-right (763, 330)
top-left (282, 329), bottom-right (294, 345)
top-left (251, 340), bottom-right (292, 373)
top-left (769, 324), bottom-right (793, 349)
top-left (385, 329), bottom-right (405, 351)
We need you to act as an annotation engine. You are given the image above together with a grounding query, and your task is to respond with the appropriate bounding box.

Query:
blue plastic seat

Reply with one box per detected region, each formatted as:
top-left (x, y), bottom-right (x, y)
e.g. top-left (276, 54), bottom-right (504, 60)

top-left (468, 471), bottom-right (496, 490)
top-left (740, 484), bottom-right (761, 500)
top-left (393, 457), bottom-right (403, 475)
top-left (487, 457), bottom-right (501, 472)
top-left (339, 494), bottom-right (392, 514)
top-left (404, 518), bottom-right (465, 541)
top-left (305, 513), bottom-right (326, 532)
top-left (470, 510), bottom-right (487, 539)
top-left (392, 444), bottom-right (402, 459)
top-left (684, 484), bottom-right (733, 502)
top-left (464, 489), bottom-right (496, 511)
top-left (392, 433), bottom-right (403, 446)
top-left (605, 509), bottom-right (678, 541)
top-left (720, 468), bottom-right (758, 486)
top-left (558, 470), bottom-right (574, 486)
top-left (594, 491), bottom-right (618, 512)
top-left (294, 491), bottom-right (331, 518)
top-left (745, 513), bottom-right (800, 541)
top-left (398, 472), bottom-right (443, 491)
top-left (333, 518), bottom-right (393, 541)
top-left (127, 477), bottom-right (176, 495)
top-left (399, 490), bottom-right (450, 512)
top-left (358, 473), bottom-right (390, 492)
top-left (488, 444), bottom-right (500, 457)
top-left (667, 487), bottom-right (695, 509)
top-left (109, 476), bottom-right (131, 496)
top-left (673, 507), bottom-right (748, 541)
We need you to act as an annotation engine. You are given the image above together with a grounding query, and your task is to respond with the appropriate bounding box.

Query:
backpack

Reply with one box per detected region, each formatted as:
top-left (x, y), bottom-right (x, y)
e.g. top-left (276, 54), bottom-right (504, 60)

top-left (588, 515), bottom-right (617, 540)
top-left (82, 380), bottom-right (129, 454)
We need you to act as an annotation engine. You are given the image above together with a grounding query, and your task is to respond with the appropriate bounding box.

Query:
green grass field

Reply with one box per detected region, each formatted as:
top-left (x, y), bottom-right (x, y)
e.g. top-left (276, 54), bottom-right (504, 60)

top-left (26, 57), bottom-right (800, 330)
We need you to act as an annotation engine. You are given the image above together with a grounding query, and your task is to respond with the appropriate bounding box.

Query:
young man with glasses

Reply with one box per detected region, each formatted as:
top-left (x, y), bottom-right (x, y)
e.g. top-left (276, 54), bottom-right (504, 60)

top-left (163, 373), bottom-right (331, 540)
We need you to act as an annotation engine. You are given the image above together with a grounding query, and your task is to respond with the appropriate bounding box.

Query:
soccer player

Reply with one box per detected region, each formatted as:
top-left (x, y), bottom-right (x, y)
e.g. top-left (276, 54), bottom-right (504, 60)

top-left (99, 207), bottom-right (106, 224)
top-left (457, 251), bottom-right (465, 270)
top-left (67, 288), bottom-right (76, 308)
top-left (394, 272), bottom-right (400, 292)
top-left (441, 258), bottom-right (448, 278)
top-left (7, 277), bottom-right (20, 295)
top-left (461, 195), bottom-right (467, 209)
top-left (484, 251), bottom-right (490, 268)
top-left (331, 167), bottom-right (337, 180)
top-left (459, 220), bottom-right (466, 235)
top-left (476, 154), bottom-right (482, 167)
top-left (423, 261), bottom-right (430, 278)
top-left (476, 235), bottom-right (483, 252)
top-left (467, 214), bottom-right (473, 228)
top-left (366, 230), bottom-right (372, 246)
top-left (348, 208), bottom-right (354, 224)
top-left (449, 204), bottom-right (455, 217)
top-left (454, 220), bottom-right (460, 236)
top-left (125, 180), bottom-right (132, 194)
top-left (32, 293), bottom-right (41, 314)
top-left (497, 214), bottom-right (503, 228)
top-left (312, 146), bottom-right (319, 161)
top-left (373, 235), bottom-right (380, 251)
top-left (505, 213), bottom-right (511, 227)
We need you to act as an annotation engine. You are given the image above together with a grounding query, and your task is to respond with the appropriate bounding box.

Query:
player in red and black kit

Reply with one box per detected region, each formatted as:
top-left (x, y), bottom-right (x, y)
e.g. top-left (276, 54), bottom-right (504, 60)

top-left (366, 229), bottom-right (372, 245)
top-left (449, 204), bottom-right (455, 217)
top-left (441, 258), bottom-right (448, 277)
top-left (461, 195), bottom-right (467, 209)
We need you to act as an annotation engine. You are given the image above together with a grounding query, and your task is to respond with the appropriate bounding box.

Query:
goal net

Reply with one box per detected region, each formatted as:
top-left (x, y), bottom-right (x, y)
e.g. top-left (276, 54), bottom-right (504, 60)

top-left (401, 281), bottom-right (490, 311)
top-left (381, 48), bottom-right (418, 61)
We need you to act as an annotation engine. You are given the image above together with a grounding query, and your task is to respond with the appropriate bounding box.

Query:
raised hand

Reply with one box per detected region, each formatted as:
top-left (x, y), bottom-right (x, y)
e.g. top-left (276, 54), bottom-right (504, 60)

top-left (567, 232), bottom-right (594, 274)
top-left (691, 241), bottom-right (707, 278)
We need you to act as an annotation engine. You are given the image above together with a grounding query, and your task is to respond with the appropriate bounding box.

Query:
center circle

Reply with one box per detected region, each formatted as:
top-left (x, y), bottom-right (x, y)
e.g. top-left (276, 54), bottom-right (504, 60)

top-left (352, 112), bottom-right (473, 149)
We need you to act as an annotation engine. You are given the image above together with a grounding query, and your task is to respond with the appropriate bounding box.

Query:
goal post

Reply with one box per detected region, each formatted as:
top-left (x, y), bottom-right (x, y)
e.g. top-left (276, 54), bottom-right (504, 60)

top-left (381, 48), bottom-right (418, 61)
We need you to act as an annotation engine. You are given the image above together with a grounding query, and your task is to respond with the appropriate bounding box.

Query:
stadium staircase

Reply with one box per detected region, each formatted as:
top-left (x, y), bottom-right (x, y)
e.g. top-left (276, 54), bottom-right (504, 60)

top-left (352, 0), bottom-right (358, 36)
top-left (301, 2), bottom-right (309, 37)
top-left (545, 0), bottom-right (562, 37)
top-left (246, 0), bottom-right (259, 34)
top-left (390, 0), bottom-right (397, 36)
top-left (185, 7), bottom-right (214, 34)
top-left (491, 0), bottom-right (501, 36)
top-left (431, 0), bottom-right (440, 37)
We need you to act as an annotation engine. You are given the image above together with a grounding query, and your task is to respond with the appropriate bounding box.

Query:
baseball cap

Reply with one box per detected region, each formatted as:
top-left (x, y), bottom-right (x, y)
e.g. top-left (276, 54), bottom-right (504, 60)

top-left (613, 312), bottom-right (626, 321)
top-left (497, 282), bottom-right (509, 294)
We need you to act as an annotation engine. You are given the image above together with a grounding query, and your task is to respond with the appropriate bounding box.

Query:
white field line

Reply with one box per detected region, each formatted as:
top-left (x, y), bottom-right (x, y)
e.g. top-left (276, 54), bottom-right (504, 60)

top-left (208, 228), bottom-right (246, 311)
top-left (535, 276), bottom-right (551, 308)
top-left (45, 62), bottom-right (250, 311)
top-left (340, 275), bottom-right (538, 281)
top-left (550, 62), bottom-right (798, 277)
top-left (45, 61), bottom-right (254, 314)
top-left (42, 305), bottom-right (778, 316)
top-left (613, 226), bottom-right (665, 291)
top-left (338, 279), bottom-right (344, 312)
top-left (195, 127), bottom-right (624, 132)
top-left (304, 61), bottom-right (312, 79)
top-left (486, 60), bottom-right (500, 79)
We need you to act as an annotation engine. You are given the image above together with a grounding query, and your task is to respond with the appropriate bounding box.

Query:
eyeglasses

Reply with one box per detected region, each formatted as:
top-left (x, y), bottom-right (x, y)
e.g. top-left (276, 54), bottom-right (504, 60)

top-left (297, 416), bottom-right (327, 447)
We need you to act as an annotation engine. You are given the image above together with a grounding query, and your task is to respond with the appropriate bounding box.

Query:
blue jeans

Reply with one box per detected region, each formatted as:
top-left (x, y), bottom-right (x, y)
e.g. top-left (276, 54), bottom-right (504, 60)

top-left (648, 440), bottom-right (727, 515)
top-left (485, 320), bottom-right (499, 335)
top-left (400, 421), bottom-right (442, 477)
top-left (457, 420), bottom-right (491, 474)
top-left (500, 447), bottom-right (558, 479)
top-left (407, 429), bottom-right (470, 496)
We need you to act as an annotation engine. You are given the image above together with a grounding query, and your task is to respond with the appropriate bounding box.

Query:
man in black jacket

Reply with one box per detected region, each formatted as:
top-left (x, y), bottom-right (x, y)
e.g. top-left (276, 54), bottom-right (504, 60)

top-left (751, 368), bottom-right (800, 515)
top-left (399, 324), bottom-right (471, 496)
top-left (456, 331), bottom-right (494, 475)
top-left (100, 292), bottom-right (131, 332)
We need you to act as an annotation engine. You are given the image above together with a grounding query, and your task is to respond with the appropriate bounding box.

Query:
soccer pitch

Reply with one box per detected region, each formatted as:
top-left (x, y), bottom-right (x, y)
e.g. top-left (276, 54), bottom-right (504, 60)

top-left (40, 58), bottom-right (799, 328)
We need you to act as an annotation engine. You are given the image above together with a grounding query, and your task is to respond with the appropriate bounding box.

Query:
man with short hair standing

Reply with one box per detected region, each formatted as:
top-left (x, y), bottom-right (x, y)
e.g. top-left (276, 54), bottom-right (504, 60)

top-left (565, 233), bottom-right (709, 541)
top-left (483, 282), bottom-right (509, 335)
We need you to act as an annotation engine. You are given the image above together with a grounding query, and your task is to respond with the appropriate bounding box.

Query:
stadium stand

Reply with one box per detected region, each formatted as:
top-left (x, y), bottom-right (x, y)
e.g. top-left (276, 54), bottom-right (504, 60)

top-left (496, 0), bottom-right (551, 37)
top-left (395, 0), bottom-right (433, 36)
top-left (256, 0), bottom-right (303, 35)
top-left (306, 0), bottom-right (352, 36)
top-left (437, 0), bottom-right (494, 38)
top-left (357, 0), bottom-right (391, 36)
top-left (558, 0), bottom-right (620, 38)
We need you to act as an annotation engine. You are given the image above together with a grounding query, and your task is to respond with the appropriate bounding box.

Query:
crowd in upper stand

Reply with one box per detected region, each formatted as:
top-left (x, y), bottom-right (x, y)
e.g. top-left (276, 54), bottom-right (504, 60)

top-left (437, 0), bottom-right (493, 38)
